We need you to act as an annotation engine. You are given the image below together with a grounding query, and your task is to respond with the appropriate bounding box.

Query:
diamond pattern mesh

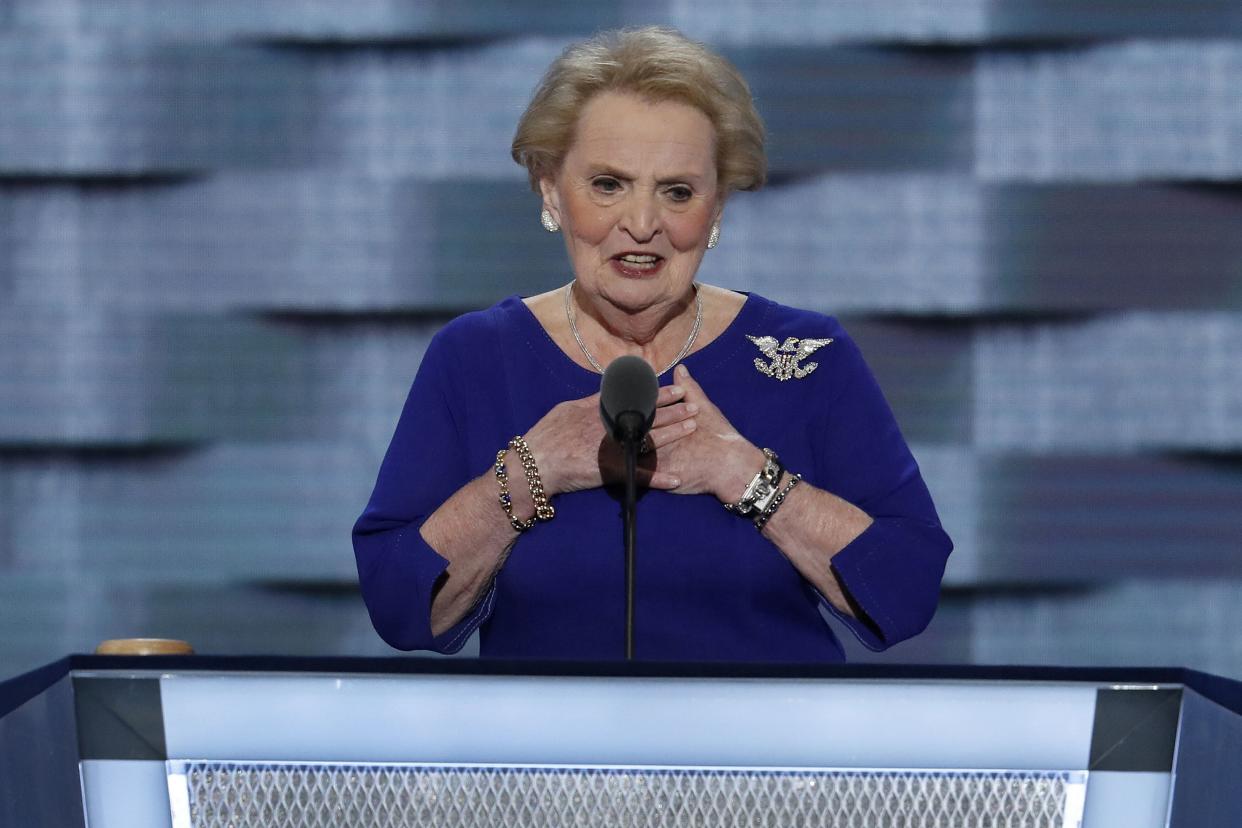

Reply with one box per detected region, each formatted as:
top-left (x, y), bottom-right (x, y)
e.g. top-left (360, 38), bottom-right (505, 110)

top-left (175, 762), bottom-right (1076, 828)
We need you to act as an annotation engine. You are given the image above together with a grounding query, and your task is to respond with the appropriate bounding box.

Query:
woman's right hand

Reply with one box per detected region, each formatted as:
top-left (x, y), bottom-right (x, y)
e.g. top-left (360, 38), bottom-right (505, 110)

top-left (523, 382), bottom-right (700, 495)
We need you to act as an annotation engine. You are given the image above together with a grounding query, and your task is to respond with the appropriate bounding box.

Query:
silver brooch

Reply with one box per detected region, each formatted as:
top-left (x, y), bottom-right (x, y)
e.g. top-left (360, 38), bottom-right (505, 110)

top-left (746, 335), bottom-right (834, 381)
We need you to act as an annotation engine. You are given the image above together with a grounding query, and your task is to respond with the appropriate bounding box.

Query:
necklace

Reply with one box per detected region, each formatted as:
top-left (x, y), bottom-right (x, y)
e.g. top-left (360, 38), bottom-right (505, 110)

top-left (564, 283), bottom-right (703, 376)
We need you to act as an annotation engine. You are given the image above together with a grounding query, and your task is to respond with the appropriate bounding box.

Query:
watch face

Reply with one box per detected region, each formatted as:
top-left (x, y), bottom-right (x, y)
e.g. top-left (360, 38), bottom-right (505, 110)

top-left (752, 480), bottom-right (779, 514)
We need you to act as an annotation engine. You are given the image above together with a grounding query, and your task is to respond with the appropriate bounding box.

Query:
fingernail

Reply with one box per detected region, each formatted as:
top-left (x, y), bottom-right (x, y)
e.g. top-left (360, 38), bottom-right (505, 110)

top-left (670, 385), bottom-right (684, 396)
top-left (686, 403), bottom-right (699, 414)
top-left (669, 478), bottom-right (681, 488)
top-left (684, 419), bottom-right (696, 431)
top-left (677, 364), bottom-right (689, 378)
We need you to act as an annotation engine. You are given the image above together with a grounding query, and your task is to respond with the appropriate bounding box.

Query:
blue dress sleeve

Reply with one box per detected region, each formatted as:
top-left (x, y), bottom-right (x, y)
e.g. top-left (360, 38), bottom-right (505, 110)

top-left (351, 330), bottom-right (496, 653)
top-left (812, 333), bottom-right (953, 652)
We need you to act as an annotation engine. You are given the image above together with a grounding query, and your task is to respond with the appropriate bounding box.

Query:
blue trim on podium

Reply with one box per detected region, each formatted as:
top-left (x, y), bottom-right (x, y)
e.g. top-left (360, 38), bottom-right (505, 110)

top-left (1168, 688), bottom-right (1242, 826)
top-left (0, 657), bottom-right (71, 719)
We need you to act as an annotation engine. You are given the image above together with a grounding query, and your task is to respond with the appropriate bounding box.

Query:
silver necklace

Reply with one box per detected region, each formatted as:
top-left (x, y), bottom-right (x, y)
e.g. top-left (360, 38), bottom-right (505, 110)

top-left (564, 283), bottom-right (703, 376)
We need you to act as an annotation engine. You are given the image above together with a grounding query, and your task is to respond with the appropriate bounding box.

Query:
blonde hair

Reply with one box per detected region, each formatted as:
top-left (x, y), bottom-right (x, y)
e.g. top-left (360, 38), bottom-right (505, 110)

top-left (511, 27), bottom-right (767, 194)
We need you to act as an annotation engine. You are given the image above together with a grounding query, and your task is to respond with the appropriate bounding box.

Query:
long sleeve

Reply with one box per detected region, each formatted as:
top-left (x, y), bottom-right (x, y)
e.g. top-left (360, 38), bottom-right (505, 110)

top-left (352, 330), bottom-right (495, 653)
top-left (811, 333), bottom-right (953, 651)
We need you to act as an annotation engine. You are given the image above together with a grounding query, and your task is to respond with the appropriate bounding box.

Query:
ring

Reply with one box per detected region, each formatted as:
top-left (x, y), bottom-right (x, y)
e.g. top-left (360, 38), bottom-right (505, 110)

top-left (639, 435), bottom-right (654, 454)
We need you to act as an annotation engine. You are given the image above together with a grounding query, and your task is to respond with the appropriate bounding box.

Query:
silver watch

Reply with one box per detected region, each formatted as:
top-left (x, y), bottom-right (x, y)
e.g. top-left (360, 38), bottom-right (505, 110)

top-left (724, 448), bottom-right (784, 516)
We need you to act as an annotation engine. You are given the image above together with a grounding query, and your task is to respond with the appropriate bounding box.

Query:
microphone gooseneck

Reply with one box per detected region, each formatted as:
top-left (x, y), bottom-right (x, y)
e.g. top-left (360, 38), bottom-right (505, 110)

top-left (599, 356), bottom-right (658, 660)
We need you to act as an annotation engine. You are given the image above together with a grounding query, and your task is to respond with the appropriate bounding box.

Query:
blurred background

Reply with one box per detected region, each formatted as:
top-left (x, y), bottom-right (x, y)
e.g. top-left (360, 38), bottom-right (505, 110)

top-left (1, 0), bottom-right (1240, 680)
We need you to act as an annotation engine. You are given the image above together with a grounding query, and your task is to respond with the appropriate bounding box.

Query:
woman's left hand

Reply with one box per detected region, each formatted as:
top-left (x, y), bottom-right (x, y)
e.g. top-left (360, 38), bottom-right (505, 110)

top-left (653, 364), bottom-right (766, 503)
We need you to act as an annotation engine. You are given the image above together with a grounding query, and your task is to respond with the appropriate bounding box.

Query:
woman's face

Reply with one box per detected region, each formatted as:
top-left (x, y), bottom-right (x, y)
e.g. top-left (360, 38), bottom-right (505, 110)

top-left (541, 91), bottom-right (722, 316)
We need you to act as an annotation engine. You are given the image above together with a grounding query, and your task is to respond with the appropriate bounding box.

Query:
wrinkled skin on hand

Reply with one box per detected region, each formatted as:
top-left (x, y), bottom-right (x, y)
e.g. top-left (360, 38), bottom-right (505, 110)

top-left (523, 382), bottom-right (693, 494)
top-left (647, 364), bottom-right (762, 502)
top-left (524, 365), bottom-right (760, 503)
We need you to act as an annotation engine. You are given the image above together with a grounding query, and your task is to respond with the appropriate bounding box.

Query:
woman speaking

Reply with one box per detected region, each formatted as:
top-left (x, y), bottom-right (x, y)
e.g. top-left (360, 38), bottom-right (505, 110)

top-left (353, 27), bottom-right (952, 661)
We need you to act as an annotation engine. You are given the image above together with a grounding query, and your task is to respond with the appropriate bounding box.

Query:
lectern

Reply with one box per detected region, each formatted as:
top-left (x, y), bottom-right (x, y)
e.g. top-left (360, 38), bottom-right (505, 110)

top-left (2, 657), bottom-right (1240, 826)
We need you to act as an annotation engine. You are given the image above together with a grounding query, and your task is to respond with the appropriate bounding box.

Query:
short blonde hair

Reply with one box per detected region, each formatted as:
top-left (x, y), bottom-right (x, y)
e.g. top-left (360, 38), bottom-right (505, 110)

top-left (511, 27), bottom-right (767, 194)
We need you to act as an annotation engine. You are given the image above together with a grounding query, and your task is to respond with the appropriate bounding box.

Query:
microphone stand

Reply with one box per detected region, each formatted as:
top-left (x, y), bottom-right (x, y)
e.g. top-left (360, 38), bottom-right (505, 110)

top-left (599, 355), bottom-right (657, 662)
top-left (617, 412), bottom-right (643, 661)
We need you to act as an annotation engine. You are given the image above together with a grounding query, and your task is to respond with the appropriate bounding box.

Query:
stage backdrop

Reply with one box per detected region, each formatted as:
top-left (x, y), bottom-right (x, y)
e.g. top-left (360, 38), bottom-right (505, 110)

top-left (1, 0), bottom-right (1240, 677)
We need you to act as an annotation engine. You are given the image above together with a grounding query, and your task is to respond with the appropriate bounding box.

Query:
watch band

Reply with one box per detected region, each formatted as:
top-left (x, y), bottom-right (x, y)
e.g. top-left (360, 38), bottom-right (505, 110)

top-left (724, 448), bottom-right (784, 516)
top-left (754, 472), bottom-right (802, 530)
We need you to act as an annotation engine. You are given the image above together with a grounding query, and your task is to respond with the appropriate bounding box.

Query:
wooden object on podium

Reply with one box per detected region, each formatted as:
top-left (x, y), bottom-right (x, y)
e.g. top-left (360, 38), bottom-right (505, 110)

top-left (94, 639), bottom-right (194, 656)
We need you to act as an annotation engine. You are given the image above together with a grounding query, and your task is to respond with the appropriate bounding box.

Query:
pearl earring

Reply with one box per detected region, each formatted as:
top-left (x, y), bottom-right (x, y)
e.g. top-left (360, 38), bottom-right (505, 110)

top-left (540, 209), bottom-right (560, 233)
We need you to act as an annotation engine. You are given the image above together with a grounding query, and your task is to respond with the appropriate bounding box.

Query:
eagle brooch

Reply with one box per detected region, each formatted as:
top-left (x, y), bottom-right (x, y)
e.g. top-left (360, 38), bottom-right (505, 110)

top-left (745, 335), bottom-right (834, 381)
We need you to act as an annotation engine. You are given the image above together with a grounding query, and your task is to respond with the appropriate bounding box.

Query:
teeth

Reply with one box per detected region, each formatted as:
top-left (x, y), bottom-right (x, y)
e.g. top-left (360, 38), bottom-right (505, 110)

top-left (620, 254), bottom-right (658, 264)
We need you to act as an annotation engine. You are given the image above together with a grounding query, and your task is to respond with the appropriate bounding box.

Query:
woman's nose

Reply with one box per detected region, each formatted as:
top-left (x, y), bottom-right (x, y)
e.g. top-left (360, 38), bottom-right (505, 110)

top-left (619, 192), bottom-right (659, 242)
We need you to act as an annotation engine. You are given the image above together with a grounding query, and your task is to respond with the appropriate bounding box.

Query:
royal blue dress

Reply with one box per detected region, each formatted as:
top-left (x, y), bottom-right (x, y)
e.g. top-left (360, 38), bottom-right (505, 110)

top-left (353, 293), bottom-right (952, 662)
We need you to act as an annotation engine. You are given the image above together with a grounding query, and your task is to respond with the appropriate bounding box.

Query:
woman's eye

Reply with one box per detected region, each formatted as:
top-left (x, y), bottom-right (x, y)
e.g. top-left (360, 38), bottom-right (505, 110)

top-left (666, 186), bottom-right (693, 202)
top-left (592, 178), bottom-right (621, 194)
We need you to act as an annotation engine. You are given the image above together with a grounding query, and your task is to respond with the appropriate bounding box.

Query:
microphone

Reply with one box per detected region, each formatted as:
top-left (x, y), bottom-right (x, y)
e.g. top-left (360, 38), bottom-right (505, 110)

top-left (599, 355), bottom-right (658, 661)
top-left (599, 355), bottom-right (659, 447)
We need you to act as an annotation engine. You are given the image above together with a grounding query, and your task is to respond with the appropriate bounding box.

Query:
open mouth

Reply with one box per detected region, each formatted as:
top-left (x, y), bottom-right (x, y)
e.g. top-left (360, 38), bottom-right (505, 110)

top-left (611, 253), bottom-right (665, 276)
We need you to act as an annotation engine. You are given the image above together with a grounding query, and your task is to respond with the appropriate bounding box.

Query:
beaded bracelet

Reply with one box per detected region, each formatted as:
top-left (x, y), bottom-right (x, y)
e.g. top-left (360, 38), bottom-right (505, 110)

top-left (494, 435), bottom-right (555, 532)
top-left (494, 447), bottom-right (535, 532)
top-left (753, 472), bottom-right (801, 531)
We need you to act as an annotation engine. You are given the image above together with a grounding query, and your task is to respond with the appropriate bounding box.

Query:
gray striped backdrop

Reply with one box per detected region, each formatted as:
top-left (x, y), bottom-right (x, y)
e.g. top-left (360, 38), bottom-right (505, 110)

top-left (1, 0), bottom-right (1240, 678)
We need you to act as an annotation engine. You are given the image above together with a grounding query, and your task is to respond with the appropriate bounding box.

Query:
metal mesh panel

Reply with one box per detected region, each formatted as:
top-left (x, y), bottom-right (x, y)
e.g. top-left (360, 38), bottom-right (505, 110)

top-left (175, 762), bottom-right (1076, 828)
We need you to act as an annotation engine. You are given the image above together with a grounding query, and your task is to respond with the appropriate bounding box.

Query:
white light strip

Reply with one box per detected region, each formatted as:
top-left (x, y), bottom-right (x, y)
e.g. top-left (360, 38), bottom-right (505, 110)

top-left (160, 674), bottom-right (1099, 769)
top-left (167, 772), bottom-right (191, 828)
top-left (1063, 777), bottom-right (1088, 828)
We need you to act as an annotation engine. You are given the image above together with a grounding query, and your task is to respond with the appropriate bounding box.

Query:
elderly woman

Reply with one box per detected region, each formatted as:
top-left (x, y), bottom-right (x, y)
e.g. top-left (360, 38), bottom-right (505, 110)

top-left (353, 27), bottom-right (951, 661)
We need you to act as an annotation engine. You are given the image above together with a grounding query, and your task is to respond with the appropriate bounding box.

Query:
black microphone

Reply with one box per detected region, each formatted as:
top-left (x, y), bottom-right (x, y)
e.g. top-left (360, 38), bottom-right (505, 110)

top-left (599, 355), bottom-right (659, 447)
top-left (599, 355), bottom-right (658, 660)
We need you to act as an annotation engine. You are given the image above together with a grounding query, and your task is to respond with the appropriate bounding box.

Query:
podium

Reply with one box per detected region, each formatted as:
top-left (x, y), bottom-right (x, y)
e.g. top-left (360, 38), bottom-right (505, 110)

top-left (2, 657), bottom-right (1240, 827)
